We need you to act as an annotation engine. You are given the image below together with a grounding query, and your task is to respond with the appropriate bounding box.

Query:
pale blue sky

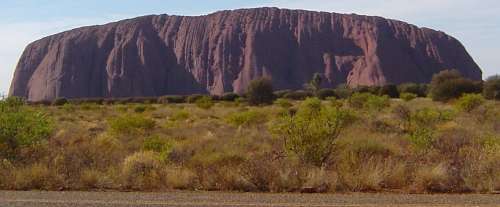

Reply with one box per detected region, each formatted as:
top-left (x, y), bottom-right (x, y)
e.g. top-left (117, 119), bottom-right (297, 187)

top-left (1, 0), bottom-right (499, 94)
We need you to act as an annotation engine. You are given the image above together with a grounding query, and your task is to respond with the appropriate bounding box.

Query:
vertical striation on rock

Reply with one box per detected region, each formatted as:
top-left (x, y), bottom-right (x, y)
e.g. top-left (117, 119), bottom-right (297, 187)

top-left (9, 8), bottom-right (482, 101)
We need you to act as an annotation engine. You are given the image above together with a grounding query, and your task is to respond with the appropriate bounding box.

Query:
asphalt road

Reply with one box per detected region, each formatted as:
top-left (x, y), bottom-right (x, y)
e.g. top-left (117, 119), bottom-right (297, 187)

top-left (0, 191), bottom-right (499, 207)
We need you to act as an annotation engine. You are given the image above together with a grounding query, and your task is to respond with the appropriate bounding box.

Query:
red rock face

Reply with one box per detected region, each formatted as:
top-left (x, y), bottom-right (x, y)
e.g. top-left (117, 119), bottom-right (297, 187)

top-left (9, 8), bottom-right (482, 101)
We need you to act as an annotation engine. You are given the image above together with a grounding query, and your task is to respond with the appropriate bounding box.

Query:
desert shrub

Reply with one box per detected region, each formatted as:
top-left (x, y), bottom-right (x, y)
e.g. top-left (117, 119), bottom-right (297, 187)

top-left (273, 90), bottom-right (293, 98)
top-left (283, 90), bottom-right (312, 100)
top-left (79, 102), bottom-right (100, 110)
top-left (483, 75), bottom-right (500, 100)
top-left (455, 94), bottom-right (485, 113)
top-left (13, 164), bottom-right (61, 190)
top-left (460, 147), bottom-right (500, 192)
top-left (378, 84), bottom-right (399, 98)
top-left (349, 93), bottom-right (389, 111)
top-left (348, 93), bottom-right (371, 109)
top-left (0, 97), bottom-right (53, 160)
top-left (246, 78), bottom-right (275, 106)
top-left (271, 98), bottom-right (356, 167)
top-left (326, 97), bottom-right (343, 108)
top-left (398, 83), bottom-right (427, 97)
top-left (127, 97), bottom-right (158, 104)
top-left (412, 108), bottom-right (453, 128)
top-left (89, 135), bottom-right (126, 170)
top-left (108, 114), bottom-right (155, 135)
top-left (400, 92), bottom-right (417, 102)
top-left (429, 70), bottom-right (481, 102)
top-left (334, 85), bottom-right (353, 99)
top-left (158, 95), bottom-right (186, 104)
top-left (365, 95), bottom-right (390, 111)
top-left (221, 92), bottom-right (239, 101)
top-left (189, 152), bottom-right (249, 191)
top-left (274, 98), bottom-right (293, 108)
top-left (169, 110), bottom-right (190, 122)
top-left (52, 98), bottom-right (69, 106)
top-left (225, 110), bottom-right (266, 127)
top-left (408, 128), bottom-right (435, 151)
top-left (392, 104), bottom-right (411, 130)
top-left (305, 73), bottom-right (323, 95)
top-left (241, 153), bottom-right (280, 192)
top-left (142, 136), bottom-right (174, 162)
top-left (134, 105), bottom-right (147, 113)
top-left (317, 88), bottom-right (337, 100)
top-left (335, 137), bottom-right (404, 191)
top-left (165, 168), bottom-right (197, 190)
top-left (186, 94), bottom-right (204, 103)
top-left (121, 151), bottom-right (166, 190)
top-left (413, 163), bottom-right (454, 193)
top-left (61, 103), bottom-right (75, 112)
top-left (195, 96), bottom-right (214, 110)
top-left (79, 169), bottom-right (115, 189)
top-left (353, 86), bottom-right (379, 95)
top-left (406, 108), bottom-right (455, 152)
top-left (0, 159), bottom-right (14, 189)
top-left (433, 129), bottom-right (473, 161)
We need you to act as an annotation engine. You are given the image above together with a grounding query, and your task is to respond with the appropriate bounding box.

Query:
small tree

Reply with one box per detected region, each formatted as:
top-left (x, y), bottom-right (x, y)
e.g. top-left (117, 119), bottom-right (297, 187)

top-left (247, 78), bottom-right (275, 106)
top-left (400, 92), bottom-right (417, 102)
top-left (0, 97), bottom-right (53, 160)
top-left (306, 73), bottom-right (323, 95)
top-left (429, 70), bottom-right (480, 102)
top-left (195, 96), bottom-right (214, 109)
top-left (483, 75), bottom-right (500, 100)
top-left (379, 84), bottom-right (399, 98)
top-left (271, 97), bottom-right (355, 167)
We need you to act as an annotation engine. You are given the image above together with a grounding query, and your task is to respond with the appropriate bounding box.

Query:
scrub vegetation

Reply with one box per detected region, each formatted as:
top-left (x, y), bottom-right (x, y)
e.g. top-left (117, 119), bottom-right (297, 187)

top-left (0, 71), bottom-right (499, 193)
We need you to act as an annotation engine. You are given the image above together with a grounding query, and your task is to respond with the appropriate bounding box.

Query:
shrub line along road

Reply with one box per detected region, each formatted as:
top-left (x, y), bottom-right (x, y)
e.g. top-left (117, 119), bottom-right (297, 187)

top-left (1, 191), bottom-right (499, 207)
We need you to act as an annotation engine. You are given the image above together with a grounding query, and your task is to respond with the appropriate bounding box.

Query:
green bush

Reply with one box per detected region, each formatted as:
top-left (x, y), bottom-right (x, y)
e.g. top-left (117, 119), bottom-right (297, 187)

top-left (326, 97), bottom-right (343, 108)
top-left (408, 128), bottom-right (435, 151)
top-left (170, 110), bottom-right (190, 121)
top-left (246, 78), bottom-right (275, 106)
top-left (108, 115), bottom-right (155, 135)
top-left (52, 98), bottom-right (69, 106)
top-left (225, 110), bottom-right (266, 127)
top-left (121, 151), bottom-right (165, 190)
top-left (455, 94), bottom-right (485, 113)
top-left (354, 85), bottom-right (380, 95)
top-left (221, 93), bottom-right (239, 102)
top-left (365, 95), bottom-right (390, 111)
top-left (158, 95), bottom-right (186, 104)
top-left (349, 93), bottom-right (370, 109)
top-left (378, 84), bottom-right (399, 98)
top-left (429, 70), bottom-right (481, 102)
top-left (273, 90), bottom-right (293, 99)
top-left (400, 92), bottom-right (417, 102)
top-left (412, 108), bottom-right (452, 128)
top-left (398, 83), bottom-right (428, 97)
top-left (271, 97), bottom-right (356, 167)
top-left (317, 89), bottom-right (337, 100)
top-left (0, 97), bottom-right (53, 160)
top-left (143, 136), bottom-right (174, 162)
top-left (283, 90), bottom-right (313, 100)
top-left (274, 98), bottom-right (293, 108)
top-left (134, 105), bottom-right (147, 113)
top-left (186, 94), bottom-right (204, 103)
top-left (195, 96), bottom-right (214, 110)
top-left (483, 75), bottom-right (500, 100)
top-left (349, 93), bottom-right (389, 111)
top-left (334, 89), bottom-right (352, 99)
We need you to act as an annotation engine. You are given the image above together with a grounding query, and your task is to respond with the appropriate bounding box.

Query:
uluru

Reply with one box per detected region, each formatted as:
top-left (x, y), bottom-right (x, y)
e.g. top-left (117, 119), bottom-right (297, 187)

top-left (9, 7), bottom-right (482, 101)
